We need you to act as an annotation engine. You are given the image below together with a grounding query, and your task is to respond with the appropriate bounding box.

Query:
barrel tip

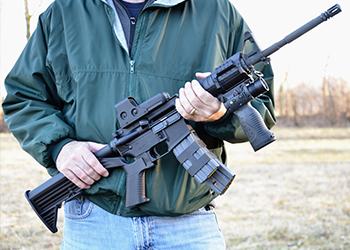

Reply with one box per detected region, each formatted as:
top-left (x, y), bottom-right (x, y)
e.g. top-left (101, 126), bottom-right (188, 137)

top-left (326, 4), bottom-right (342, 18)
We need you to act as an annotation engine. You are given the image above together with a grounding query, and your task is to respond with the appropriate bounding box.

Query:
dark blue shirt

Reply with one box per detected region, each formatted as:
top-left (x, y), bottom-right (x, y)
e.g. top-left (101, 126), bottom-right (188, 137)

top-left (120, 0), bottom-right (144, 19)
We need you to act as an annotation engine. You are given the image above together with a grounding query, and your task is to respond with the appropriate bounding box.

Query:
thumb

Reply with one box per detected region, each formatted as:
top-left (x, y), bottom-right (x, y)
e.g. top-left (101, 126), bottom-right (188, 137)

top-left (195, 72), bottom-right (211, 80)
top-left (87, 141), bottom-right (107, 153)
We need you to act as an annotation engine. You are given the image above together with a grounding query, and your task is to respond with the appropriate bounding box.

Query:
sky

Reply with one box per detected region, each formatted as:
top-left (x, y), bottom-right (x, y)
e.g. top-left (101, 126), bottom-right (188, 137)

top-left (1, 0), bottom-right (349, 98)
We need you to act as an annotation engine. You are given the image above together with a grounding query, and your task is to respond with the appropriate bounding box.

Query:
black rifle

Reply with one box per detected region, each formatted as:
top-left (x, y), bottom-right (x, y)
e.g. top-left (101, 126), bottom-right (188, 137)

top-left (25, 93), bottom-right (235, 233)
top-left (25, 4), bottom-right (341, 233)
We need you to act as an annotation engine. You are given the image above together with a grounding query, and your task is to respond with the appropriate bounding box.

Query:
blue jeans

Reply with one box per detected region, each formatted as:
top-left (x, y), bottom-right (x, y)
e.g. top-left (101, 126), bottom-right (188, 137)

top-left (61, 197), bottom-right (226, 250)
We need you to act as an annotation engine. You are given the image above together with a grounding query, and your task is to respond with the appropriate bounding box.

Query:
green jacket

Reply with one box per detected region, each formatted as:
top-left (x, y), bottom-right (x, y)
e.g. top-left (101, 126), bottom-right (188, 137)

top-left (3, 0), bottom-right (275, 217)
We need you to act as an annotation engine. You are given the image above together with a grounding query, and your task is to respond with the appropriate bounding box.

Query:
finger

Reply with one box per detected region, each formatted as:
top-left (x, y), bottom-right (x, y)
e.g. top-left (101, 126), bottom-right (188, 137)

top-left (79, 161), bottom-right (102, 182)
top-left (175, 95), bottom-right (191, 117)
top-left (195, 72), bottom-right (211, 80)
top-left (88, 141), bottom-right (107, 153)
top-left (56, 141), bottom-right (108, 188)
top-left (61, 166), bottom-right (92, 189)
top-left (68, 142), bottom-right (108, 180)
top-left (183, 81), bottom-right (203, 111)
top-left (64, 152), bottom-right (98, 186)
top-left (74, 163), bottom-right (97, 186)
top-left (82, 151), bottom-right (108, 179)
top-left (191, 80), bottom-right (218, 107)
top-left (179, 84), bottom-right (197, 114)
top-left (175, 97), bottom-right (197, 121)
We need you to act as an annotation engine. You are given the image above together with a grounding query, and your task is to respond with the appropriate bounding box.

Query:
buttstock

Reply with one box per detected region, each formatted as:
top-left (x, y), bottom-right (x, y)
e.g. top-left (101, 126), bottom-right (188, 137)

top-left (25, 144), bottom-right (118, 233)
top-left (25, 173), bottom-right (82, 233)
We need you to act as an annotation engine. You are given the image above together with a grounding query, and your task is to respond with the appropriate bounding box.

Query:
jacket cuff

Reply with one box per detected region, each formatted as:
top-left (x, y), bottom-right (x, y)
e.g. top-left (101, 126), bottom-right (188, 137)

top-left (48, 138), bottom-right (76, 163)
top-left (205, 110), bottom-right (233, 126)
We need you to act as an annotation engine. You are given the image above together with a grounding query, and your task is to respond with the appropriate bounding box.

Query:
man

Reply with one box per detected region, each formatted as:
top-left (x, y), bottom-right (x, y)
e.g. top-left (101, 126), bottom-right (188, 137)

top-left (2, 0), bottom-right (275, 249)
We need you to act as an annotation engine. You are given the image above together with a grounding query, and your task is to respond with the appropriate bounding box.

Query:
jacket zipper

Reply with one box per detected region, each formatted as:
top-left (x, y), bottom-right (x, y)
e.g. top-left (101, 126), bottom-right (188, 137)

top-left (114, 0), bottom-right (149, 75)
top-left (130, 60), bottom-right (135, 74)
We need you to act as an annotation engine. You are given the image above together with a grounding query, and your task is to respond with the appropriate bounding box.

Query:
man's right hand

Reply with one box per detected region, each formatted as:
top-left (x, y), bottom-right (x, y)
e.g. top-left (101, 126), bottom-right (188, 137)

top-left (56, 141), bottom-right (109, 189)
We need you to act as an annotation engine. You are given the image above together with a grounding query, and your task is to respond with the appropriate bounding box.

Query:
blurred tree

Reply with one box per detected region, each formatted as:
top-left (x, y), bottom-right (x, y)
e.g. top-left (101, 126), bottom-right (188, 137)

top-left (24, 0), bottom-right (43, 41)
top-left (322, 54), bottom-right (331, 112)
top-left (24, 0), bottom-right (31, 40)
top-left (279, 67), bottom-right (290, 118)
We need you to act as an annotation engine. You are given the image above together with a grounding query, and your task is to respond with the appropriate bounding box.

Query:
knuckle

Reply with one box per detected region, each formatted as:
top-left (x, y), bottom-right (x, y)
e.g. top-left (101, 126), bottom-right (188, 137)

top-left (63, 171), bottom-right (74, 181)
top-left (195, 88), bottom-right (209, 99)
top-left (75, 170), bottom-right (92, 184)
top-left (182, 113), bottom-right (190, 119)
top-left (178, 88), bottom-right (185, 98)
top-left (94, 175), bottom-right (102, 181)
top-left (85, 167), bottom-right (96, 177)
top-left (70, 154), bottom-right (80, 162)
top-left (84, 153), bottom-right (96, 165)
top-left (79, 174), bottom-right (94, 184)
top-left (191, 99), bottom-right (201, 108)
top-left (96, 167), bottom-right (107, 177)
top-left (77, 181), bottom-right (90, 189)
top-left (87, 168), bottom-right (102, 181)
top-left (197, 91), bottom-right (207, 99)
top-left (74, 180), bottom-right (86, 189)
top-left (66, 174), bottom-right (87, 189)
top-left (76, 170), bottom-right (85, 180)
top-left (86, 158), bottom-right (105, 177)
top-left (57, 164), bottom-right (67, 172)
top-left (82, 176), bottom-right (94, 186)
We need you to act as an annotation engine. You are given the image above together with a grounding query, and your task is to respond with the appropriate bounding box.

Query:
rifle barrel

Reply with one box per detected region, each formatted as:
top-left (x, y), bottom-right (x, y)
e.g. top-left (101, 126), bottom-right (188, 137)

top-left (253, 4), bottom-right (341, 64)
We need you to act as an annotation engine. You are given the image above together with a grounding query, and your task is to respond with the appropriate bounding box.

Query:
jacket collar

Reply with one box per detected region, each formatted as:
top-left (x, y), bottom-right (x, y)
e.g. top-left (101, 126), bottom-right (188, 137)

top-left (101, 0), bottom-right (187, 7)
top-left (101, 0), bottom-right (187, 52)
top-left (154, 0), bottom-right (187, 6)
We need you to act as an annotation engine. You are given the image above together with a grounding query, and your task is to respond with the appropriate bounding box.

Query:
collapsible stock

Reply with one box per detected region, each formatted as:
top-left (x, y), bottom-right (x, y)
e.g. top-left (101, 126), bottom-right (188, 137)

top-left (25, 173), bottom-right (81, 233)
top-left (25, 144), bottom-right (120, 233)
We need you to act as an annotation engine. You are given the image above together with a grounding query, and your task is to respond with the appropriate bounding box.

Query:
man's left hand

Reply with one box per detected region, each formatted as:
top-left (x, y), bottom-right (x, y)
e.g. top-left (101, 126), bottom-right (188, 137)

top-left (176, 72), bottom-right (227, 122)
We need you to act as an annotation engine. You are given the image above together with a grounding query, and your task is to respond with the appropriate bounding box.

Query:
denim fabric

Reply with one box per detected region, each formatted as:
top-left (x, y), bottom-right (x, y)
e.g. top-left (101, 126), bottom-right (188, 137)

top-left (61, 198), bottom-right (226, 250)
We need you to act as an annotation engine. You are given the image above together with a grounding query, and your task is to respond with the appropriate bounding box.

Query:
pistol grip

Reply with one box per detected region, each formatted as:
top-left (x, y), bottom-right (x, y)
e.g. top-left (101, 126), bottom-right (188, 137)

top-left (234, 102), bottom-right (276, 151)
top-left (123, 158), bottom-right (153, 207)
top-left (97, 156), bottom-right (151, 207)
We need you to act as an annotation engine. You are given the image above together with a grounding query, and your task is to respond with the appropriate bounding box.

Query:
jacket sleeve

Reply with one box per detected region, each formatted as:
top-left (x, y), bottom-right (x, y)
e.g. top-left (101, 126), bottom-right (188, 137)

top-left (203, 9), bottom-right (276, 144)
top-left (2, 9), bottom-right (76, 175)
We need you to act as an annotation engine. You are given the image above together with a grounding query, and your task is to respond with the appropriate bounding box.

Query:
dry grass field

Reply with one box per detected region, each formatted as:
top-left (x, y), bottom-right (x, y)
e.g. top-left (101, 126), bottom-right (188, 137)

top-left (1, 126), bottom-right (349, 250)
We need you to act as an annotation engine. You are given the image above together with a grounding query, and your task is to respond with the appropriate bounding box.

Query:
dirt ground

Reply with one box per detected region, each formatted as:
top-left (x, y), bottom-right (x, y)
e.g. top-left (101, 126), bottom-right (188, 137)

top-left (1, 127), bottom-right (349, 249)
